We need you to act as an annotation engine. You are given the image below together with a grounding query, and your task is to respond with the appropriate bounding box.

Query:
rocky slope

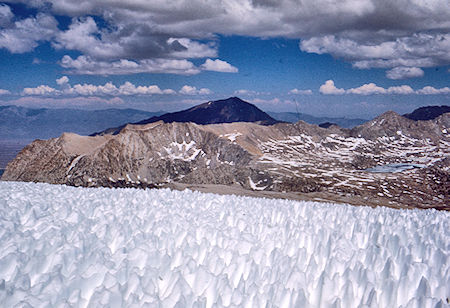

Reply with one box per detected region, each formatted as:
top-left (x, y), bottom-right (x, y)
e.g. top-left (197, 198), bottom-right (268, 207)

top-left (3, 110), bottom-right (449, 210)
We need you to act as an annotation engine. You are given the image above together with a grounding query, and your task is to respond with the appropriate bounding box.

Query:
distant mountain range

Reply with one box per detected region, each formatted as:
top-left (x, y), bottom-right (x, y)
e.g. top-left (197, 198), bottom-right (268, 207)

top-left (268, 112), bottom-right (367, 128)
top-left (1, 100), bottom-right (448, 141)
top-left (0, 106), bottom-right (162, 141)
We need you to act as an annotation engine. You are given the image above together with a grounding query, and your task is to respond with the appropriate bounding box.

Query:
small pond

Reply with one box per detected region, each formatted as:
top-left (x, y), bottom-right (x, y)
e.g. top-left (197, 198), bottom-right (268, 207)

top-left (365, 163), bottom-right (426, 173)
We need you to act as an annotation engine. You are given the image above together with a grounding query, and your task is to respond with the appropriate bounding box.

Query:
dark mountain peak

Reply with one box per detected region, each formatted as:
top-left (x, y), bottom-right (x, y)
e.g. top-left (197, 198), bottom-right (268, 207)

top-left (188, 97), bottom-right (252, 112)
top-left (403, 105), bottom-right (450, 121)
top-left (92, 97), bottom-right (279, 135)
top-left (123, 97), bottom-right (279, 130)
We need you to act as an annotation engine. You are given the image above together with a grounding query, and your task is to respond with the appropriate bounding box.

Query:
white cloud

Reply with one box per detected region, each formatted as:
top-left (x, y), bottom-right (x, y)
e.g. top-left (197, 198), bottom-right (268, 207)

top-left (0, 4), bottom-right (13, 27)
top-left (117, 82), bottom-right (176, 96)
top-left (198, 88), bottom-right (212, 95)
top-left (56, 76), bottom-right (69, 85)
top-left (22, 80), bottom-right (176, 97)
top-left (22, 0), bottom-right (448, 38)
top-left (386, 85), bottom-right (415, 95)
top-left (386, 67), bottom-right (424, 80)
top-left (69, 82), bottom-right (116, 96)
top-left (347, 83), bottom-right (386, 95)
top-left (289, 88), bottom-right (312, 95)
top-left (53, 17), bottom-right (218, 61)
top-left (0, 89), bottom-right (11, 95)
top-left (53, 17), bottom-right (122, 60)
top-left (179, 85), bottom-right (212, 95)
top-left (22, 85), bottom-right (58, 96)
top-left (167, 38), bottom-right (217, 59)
top-left (200, 59), bottom-right (238, 73)
top-left (300, 33), bottom-right (450, 72)
top-left (163, 89), bottom-right (177, 95)
top-left (3, 1), bottom-right (450, 75)
top-left (60, 55), bottom-right (201, 75)
top-left (0, 8), bottom-right (58, 53)
top-left (179, 85), bottom-right (197, 95)
top-left (417, 86), bottom-right (450, 95)
top-left (319, 80), bottom-right (345, 95)
top-left (320, 80), bottom-right (447, 95)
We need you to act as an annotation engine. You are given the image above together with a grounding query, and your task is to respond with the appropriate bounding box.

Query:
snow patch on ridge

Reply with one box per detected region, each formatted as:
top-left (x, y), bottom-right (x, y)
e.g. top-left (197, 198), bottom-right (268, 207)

top-left (248, 177), bottom-right (267, 190)
top-left (221, 132), bottom-right (242, 142)
top-left (163, 140), bottom-right (204, 161)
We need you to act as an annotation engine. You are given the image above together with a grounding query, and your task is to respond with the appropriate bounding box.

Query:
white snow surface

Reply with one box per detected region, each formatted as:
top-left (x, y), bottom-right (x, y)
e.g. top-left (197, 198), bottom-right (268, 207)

top-left (0, 182), bottom-right (449, 308)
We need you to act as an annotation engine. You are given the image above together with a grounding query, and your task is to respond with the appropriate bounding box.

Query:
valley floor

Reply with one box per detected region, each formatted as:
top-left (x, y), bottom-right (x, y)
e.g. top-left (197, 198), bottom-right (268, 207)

top-left (0, 181), bottom-right (448, 307)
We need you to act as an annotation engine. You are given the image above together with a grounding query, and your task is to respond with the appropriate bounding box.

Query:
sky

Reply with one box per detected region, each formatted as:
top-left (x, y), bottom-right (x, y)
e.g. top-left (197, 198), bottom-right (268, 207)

top-left (0, 0), bottom-right (449, 119)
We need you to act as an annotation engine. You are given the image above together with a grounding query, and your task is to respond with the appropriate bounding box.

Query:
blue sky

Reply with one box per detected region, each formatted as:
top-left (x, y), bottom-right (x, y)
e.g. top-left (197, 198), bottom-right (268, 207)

top-left (0, 1), bottom-right (449, 118)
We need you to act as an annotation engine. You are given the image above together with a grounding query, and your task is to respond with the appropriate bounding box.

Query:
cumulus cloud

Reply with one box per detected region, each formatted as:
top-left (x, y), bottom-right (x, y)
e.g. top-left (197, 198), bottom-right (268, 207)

top-left (319, 80), bottom-right (345, 95)
top-left (60, 55), bottom-right (200, 75)
top-left (0, 4), bottom-right (13, 27)
top-left (56, 76), bottom-right (69, 85)
top-left (200, 59), bottom-right (238, 73)
top-left (53, 16), bottom-right (121, 60)
top-left (417, 86), bottom-right (450, 95)
top-left (18, 0), bottom-right (449, 37)
top-left (179, 85), bottom-right (212, 95)
top-left (386, 85), bottom-right (415, 95)
top-left (386, 67), bottom-right (425, 80)
top-left (319, 80), bottom-right (447, 95)
top-left (22, 85), bottom-right (58, 96)
top-left (0, 89), bottom-right (11, 95)
top-left (289, 88), bottom-right (312, 95)
top-left (2, 1), bottom-right (450, 76)
top-left (117, 82), bottom-right (176, 95)
top-left (0, 8), bottom-right (58, 53)
top-left (167, 38), bottom-right (217, 59)
top-left (52, 17), bottom-right (219, 61)
top-left (347, 83), bottom-right (386, 95)
top-left (22, 79), bottom-right (177, 96)
top-left (300, 33), bottom-right (450, 72)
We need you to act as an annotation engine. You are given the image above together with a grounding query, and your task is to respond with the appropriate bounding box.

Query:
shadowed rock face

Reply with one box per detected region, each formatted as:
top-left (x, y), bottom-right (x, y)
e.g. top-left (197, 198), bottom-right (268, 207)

top-left (403, 105), bottom-right (450, 121)
top-left (3, 112), bottom-right (449, 210)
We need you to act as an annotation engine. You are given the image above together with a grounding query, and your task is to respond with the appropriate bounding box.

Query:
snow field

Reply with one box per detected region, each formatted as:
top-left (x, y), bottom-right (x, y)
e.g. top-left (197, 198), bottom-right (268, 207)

top-left (0, 182), bottom-right (448, 307)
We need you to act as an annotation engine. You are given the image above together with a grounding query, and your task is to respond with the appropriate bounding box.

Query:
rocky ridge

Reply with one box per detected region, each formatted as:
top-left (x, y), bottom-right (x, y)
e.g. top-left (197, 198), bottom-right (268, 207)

top-left (3, 111), bottom-right (449, 210)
